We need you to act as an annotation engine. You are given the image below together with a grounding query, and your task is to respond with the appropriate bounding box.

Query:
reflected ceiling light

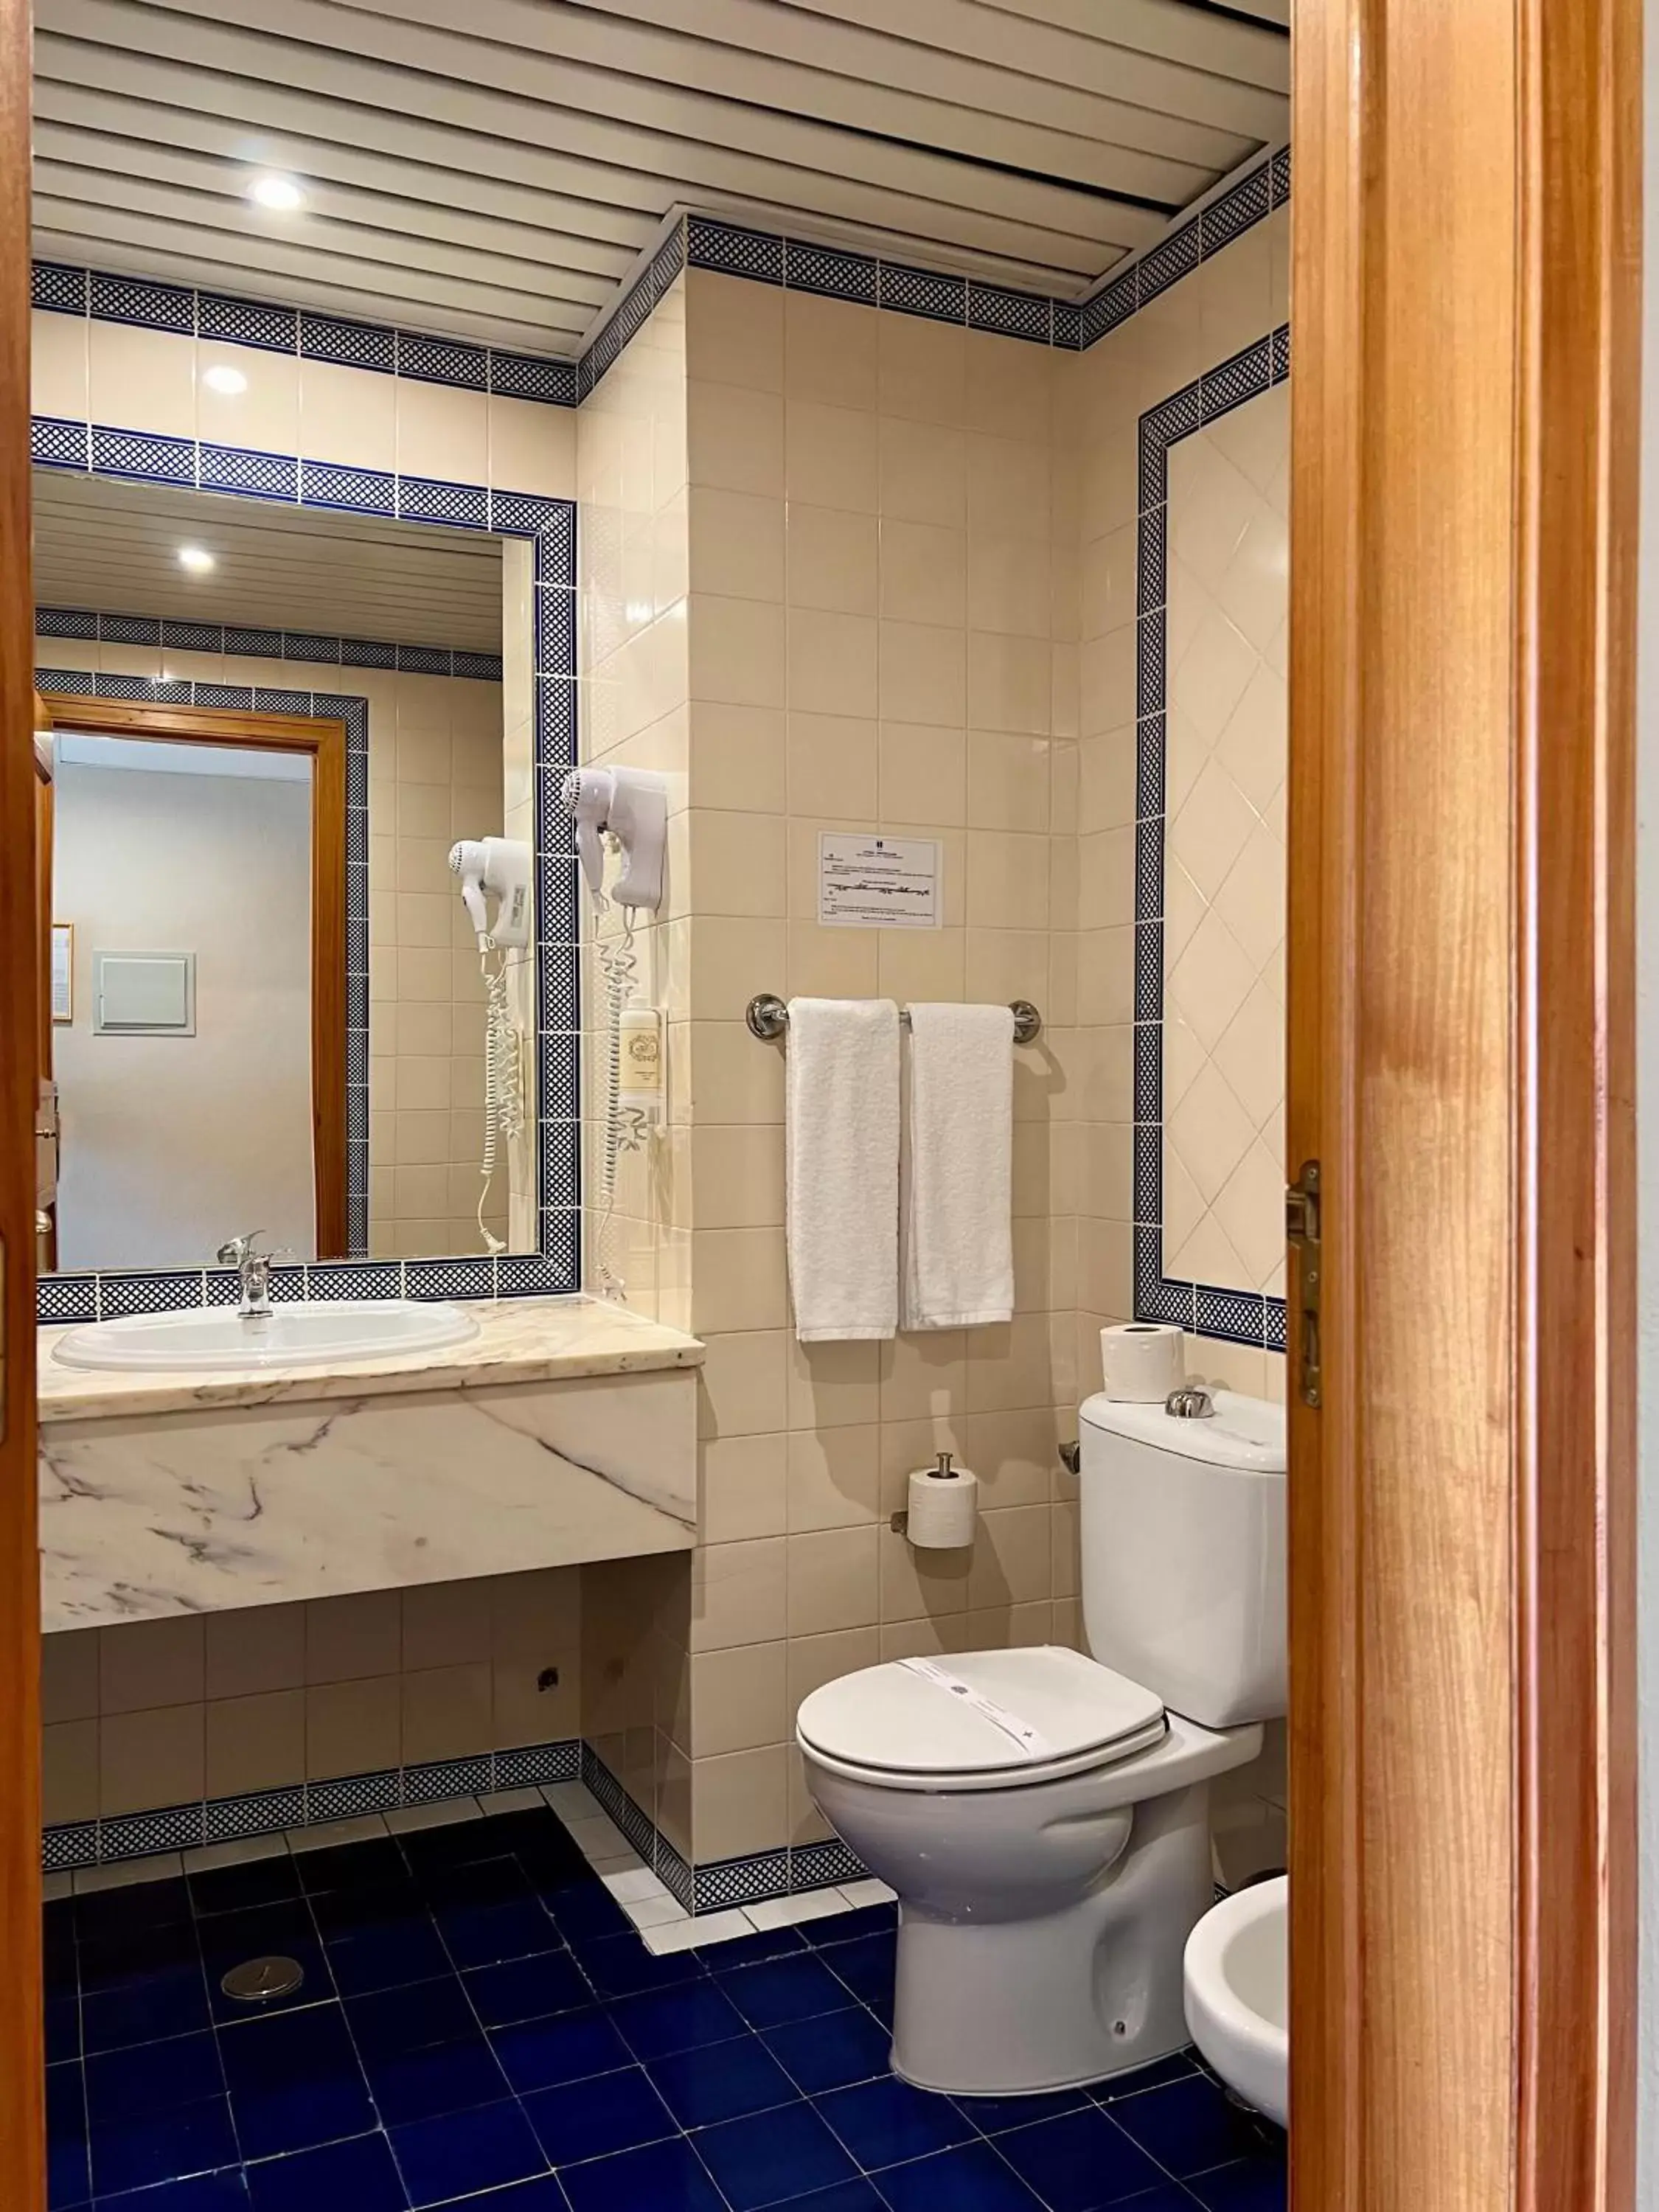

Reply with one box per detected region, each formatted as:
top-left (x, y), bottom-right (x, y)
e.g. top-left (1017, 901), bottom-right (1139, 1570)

top-left (248, 173), bottom-right (304, 212)
top-left (178, 546), bottom-right (216, 574)
top-left (202, 364), bottom-right (247, 396)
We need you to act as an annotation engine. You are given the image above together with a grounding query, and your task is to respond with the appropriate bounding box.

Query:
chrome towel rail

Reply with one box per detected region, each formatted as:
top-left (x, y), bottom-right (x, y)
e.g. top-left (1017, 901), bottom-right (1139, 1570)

top-left (745, 993), bottom-right (1041, 1045)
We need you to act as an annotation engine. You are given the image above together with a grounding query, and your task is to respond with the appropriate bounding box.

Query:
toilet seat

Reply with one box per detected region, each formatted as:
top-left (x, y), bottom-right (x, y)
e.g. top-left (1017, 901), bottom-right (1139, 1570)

top-left (797, 1645), bottom-right (1167, 1792)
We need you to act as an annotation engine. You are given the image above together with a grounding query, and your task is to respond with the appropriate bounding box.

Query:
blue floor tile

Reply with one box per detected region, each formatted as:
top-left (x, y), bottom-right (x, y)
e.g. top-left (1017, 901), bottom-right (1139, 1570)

top-left (647, 2034), bottom-right (799, 2129)
top-left (46, 2062), bottom-right (90, 2209)
top-left (218, 2005), bottom-right (375, 2161)
top-left (1091, 2053), bottom-right (1201, 2104)
top-left (776, 2186), bottom-right (888, 2212)
top-left (1186, 2154), bottom-right (1288, 2211)
top-left (389, 2098), bottom-right (548, 2208)
top-left (695, 1926), bottom-right (807, 1970)
top-left (489, 2006), bottom-right (634, 2095)
top-left (82, 1967), bottom-right (213, 2056)
top-left (722, 1954), bottom-right (855, 2030)
top-left (572, 1929), bottom-right (705, 2000)
top-left (88, 2094), bottom-right (240, 2199)
top-left (363, 2031), bottom-right (512, 2126)
top-left (821, 1933), bottom-right (896, 2007)
top-left (696, 2099), bottom-right (860, 2211)
top-left (611, 1981), bottom-right (748, 2062)
top-left (524, 2063), bottom-right (678, 2163)
top-left (344, 1976), bottom-right (478, 2060)
top-left (188, 1856), bottom-right (302, 1919)
top-left (1109, 2073), bottom-right (1264, 2180)
top-left (817, 2074), bottom-right (978, 2170)
top-left (465, 1949), bottom-right (590, 2028)
top-left (954, 2084), bottom-right (1095, 2138)
top-left (320, 1913), bottom-right (453, 1997)
top-left (538, 1881), bottom-right (632, 1946)
top-left (76, 1877), bottom-right (192, 1941)
top-left (79, 1921), bottom-right (203, 1997)
top-left (243, 2131), bottom-right (408, 2212)
top-left (762, 2006), bottom-right (892, 2096)
top-left (46, 1994), bottom-right (83, 2067)
top-left (809, 1905), bottom-right (899, 1950)
top-left (991, 2107), bottom-right (1173, 2211)
top-left (869, 2140), bottom-right (1045, 2211)
top-left (86, 2031), bottom-right (226, 2124)
top-left (293, 1838), bottom-right (409, 1899)
top-left (94, 2174), bottom-right (251, 2210)
top-left (557, 2136), bottom-right (725, 2212)
top-left (437, 1896), bottom-right (561, 1972)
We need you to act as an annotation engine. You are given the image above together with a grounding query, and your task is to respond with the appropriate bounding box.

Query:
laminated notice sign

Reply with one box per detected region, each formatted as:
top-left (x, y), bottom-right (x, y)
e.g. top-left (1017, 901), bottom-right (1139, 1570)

top-left (818, 832), bottom-right (942, 929)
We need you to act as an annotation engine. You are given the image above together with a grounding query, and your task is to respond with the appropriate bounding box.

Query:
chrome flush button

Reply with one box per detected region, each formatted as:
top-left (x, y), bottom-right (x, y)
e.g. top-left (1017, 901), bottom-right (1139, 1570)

top-left (1164, 1385), bottom-right (1215, 1419)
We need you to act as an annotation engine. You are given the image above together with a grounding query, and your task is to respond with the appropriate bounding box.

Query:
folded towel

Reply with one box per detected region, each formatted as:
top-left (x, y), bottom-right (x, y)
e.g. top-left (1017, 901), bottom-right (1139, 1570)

top-left (786, 998), bottom-right (901, 1341)
top-left (901, 1003), bottom-right (1015, 1331)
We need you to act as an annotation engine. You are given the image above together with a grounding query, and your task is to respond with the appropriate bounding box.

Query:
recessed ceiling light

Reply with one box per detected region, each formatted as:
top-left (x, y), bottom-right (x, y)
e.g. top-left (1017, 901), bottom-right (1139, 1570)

top-left (248, 174), bottom-right (304, 212)
top-left (178, 546), bottom-right (216, 574)
top-left (202, 364), bottom-right (248, 396)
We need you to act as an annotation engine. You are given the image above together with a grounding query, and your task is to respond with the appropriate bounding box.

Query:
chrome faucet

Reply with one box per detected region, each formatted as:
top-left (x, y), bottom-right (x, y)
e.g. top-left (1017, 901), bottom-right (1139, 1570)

top-left (216, 1231), bottom-right (284, 1319)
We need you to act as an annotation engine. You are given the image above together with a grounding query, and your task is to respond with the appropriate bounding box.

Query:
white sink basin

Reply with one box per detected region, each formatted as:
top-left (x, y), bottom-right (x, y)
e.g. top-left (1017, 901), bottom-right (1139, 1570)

top-left (52, 1298), bottom-right (481, 1373)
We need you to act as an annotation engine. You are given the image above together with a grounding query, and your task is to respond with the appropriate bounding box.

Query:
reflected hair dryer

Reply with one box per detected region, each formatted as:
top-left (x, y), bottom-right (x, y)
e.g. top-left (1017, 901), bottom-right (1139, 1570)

top-left (560, 765), bottom-right (667, 913)
top-left (448, 835), bottom-right (532, 950)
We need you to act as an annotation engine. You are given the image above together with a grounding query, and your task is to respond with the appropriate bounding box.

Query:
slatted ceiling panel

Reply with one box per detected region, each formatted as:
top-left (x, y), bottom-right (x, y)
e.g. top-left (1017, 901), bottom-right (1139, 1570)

top-left (33, 476), bottom-right (504, 653)
top-left (32, 0), bottom-right (1290, 352)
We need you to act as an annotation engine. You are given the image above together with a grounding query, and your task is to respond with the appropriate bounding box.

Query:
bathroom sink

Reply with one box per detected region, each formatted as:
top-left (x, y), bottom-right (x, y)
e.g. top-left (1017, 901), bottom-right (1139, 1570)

top-left (52, 1298), bottom-right (481, 1373)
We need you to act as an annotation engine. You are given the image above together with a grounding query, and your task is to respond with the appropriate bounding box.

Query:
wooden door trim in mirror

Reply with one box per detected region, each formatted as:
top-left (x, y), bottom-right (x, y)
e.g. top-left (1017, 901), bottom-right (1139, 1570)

top-left (33, 696), bottom-right (349, 1260)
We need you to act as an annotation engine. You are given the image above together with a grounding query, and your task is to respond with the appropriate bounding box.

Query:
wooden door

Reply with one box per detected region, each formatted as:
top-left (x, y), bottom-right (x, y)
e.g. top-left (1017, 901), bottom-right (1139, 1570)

top-left (1286, 0), bottom-right (1638, 2205)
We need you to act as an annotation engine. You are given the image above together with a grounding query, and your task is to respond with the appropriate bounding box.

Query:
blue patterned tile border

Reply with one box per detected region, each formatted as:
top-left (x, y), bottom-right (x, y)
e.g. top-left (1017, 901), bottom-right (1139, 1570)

top-left (42, 1739), bottom-right (584, 1871)
top-left (578, 1745), bottom-right (867, 1919)
top-left (32, 421), bottom-right (580, 1323)
top-left (1133, 324), bottom-right (1291, 1351)
top-left (32, 142), bottom-right (1286, 432)
top-left (35, 606), bottom-right (503, 684)
top-left (33, 260), bottom-right (579, 406)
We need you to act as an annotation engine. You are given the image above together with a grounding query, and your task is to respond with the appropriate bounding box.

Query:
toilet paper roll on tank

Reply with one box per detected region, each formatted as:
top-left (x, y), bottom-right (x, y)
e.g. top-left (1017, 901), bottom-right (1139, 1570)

top-left (1099, 1321), bottom-right (1187, 1402)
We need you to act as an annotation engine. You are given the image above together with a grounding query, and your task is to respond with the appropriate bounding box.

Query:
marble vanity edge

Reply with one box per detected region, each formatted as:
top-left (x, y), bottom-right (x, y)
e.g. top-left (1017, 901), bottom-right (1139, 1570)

top-left (36, 1298), bottom-right (704, 1425)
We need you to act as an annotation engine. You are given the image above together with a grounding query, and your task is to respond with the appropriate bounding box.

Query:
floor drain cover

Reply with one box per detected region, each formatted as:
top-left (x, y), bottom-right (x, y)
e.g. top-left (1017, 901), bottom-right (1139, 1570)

top-left (220, 1955), bottom-right (305, 2003)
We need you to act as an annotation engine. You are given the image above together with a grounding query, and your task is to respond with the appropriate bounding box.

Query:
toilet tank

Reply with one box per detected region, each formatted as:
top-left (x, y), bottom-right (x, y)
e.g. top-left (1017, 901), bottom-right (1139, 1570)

top-left (1078, 1388), bottom-right (1286, 1728)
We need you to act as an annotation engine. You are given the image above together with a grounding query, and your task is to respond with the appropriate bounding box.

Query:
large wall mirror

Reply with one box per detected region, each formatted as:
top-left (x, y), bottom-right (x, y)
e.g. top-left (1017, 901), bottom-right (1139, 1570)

top-left (31, 472), bottom-right (549, 1282)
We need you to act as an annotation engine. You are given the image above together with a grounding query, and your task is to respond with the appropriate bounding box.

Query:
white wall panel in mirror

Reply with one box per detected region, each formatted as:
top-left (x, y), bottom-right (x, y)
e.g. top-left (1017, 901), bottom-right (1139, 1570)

top-left (1161, 380), bottom-right (1288, 1301)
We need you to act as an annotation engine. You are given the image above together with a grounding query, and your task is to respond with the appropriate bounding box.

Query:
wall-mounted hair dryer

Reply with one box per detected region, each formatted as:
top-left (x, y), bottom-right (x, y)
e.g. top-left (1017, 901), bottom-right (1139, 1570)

top-left (560, 766), bottom-right (667, 913)
top-left (448, 836), bottom-right (532, 950)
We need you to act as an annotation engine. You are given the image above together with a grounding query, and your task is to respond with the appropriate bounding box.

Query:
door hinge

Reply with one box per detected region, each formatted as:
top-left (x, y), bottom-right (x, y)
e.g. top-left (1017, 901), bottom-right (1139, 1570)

top-left (1285, 1160), bottom-right (1322, 1409)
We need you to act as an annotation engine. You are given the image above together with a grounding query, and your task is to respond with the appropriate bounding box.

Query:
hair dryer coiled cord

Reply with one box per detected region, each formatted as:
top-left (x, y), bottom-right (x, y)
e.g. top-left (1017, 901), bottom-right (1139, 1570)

top-left (591, 913), bottom-right (640, 1301)
top-left (476, 945), bottom-right (526, 1255)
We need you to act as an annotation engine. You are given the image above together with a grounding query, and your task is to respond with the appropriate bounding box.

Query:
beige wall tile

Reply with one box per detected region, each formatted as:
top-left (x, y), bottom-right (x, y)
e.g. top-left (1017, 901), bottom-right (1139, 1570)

top-left (787, 607), bottom-right (878, 719)
top-left (786, 1425), bottom-right (880, 1532)
top-left (877, 620), bottom-right (966, 727)
top-left (306, 1676), bottom-right (402, 1778)
top-left (879, 417), bottom-right (966, 528)
top-left (785, 291), bottom-right (878, 410)
top-left (44, 1720), bottom-right (100, 1824)
top-left (787, 1526), bottom-right (879, 1637)
top-left (691, 1227), bottom-right (790, 1335)
top-left (89, 321), bottom-right (194, 437)
top-left (693, 1745), bottom-right (789, 1858)
top-left (689, 704), bottom-right (788, 814)
top-left (301, 358), bottom-right (396, 469)
top-left (204, 1608), bottom-right (306, 1701)
top-left (879, 1525), bottom-right (972, 1627)
top-left (100, 1618), bottom-right (204, 1716)
top-left (100, 1705), bottom-right (204, 1815)
top-left (691, 486), bottom-right (785, 602)
top-left (698, 1329), bottom-right (791, 1440)
top-left (403, 1582), bottom-right (493, 1672)
top-left (690, 272), bottom-right (785, 392)
top-left (786, 1627), bottom-right (880, 1720)
top-left (42, 1631), bottom-right (100, 1725)
top-left (787, 713), bottom-right (877, 818)
top-left (785, 399), bottom-right (879, 512)
top-left (688, 594), bottom-right (787, 710)
top-left (689, 380), bottom-right (785, 496)
top-left (879, 519), bottom-right (966, 629)
top-left (689, 1124), bottom-right (785, 1229)
top-left (305, 1592), bottom-right (403, 1684)
top-left (205, 1689), bottom-right (307, 1796)
top-left (786, 1337), bottom-right (881, 1433)
top-left (397, 378), bottom-right (487, 482)
top-left (689, 1643), bottom-right (787, 1758)
top-left (879, 317), bottom-right (967, 426)
top-left (787, 504), bottom-right (880, 616)
top-left (32, 307), bottom-right (88, 418)
top-left (402, 1663), bottom-right (493, 1764)
top-left (877, 721), bottom-right (966, 826)
top-left (691, 1534), bottom-right (789, 1650)
top-left (967, 1505), bottom-right (1056, 1608)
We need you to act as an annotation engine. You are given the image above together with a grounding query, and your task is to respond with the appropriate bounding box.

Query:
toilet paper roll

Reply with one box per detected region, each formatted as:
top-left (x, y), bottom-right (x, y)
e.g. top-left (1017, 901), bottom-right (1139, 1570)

top-left (1099, 1321), bottom-right (1186, 1403)
top-left (907, 1461), bottom-right (978, 1549)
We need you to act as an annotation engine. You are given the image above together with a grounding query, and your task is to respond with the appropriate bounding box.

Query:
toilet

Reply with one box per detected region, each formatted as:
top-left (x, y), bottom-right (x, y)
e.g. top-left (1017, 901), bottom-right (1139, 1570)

top-left (797, 1388), bottom-right (1286, 2098)
top-left (1183, 1874), bottom-right (1289, 2127)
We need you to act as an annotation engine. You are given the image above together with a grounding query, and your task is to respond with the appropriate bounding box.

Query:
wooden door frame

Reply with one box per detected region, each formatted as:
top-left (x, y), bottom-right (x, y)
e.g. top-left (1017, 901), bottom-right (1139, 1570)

top-left (1287, 0), bottom-right (1638, 2206)
top-left (1, 0), bottom-right (39, 2194)
top-left (33, 695), bottom-right (349, 1259)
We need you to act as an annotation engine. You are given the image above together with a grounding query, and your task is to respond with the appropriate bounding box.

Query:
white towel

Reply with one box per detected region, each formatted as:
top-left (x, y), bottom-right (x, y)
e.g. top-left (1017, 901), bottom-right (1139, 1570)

top-left (786, 998), bottom-right (900, 1342)
top-left (901, 1003), bottom-right (1015, 1331)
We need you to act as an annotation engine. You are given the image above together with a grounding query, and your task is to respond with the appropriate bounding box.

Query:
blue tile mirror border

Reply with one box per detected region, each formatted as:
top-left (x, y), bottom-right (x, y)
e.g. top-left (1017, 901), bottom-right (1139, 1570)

top-left (30, 426), bottom-right (580, 1326)
top-left (1132, 330), bottom-right (1293, 1354)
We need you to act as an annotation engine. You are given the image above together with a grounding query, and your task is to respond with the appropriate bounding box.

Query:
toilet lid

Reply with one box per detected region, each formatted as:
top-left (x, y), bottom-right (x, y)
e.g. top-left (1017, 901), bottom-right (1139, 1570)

top-left (797, 1646), bottom-right (1166, 1788)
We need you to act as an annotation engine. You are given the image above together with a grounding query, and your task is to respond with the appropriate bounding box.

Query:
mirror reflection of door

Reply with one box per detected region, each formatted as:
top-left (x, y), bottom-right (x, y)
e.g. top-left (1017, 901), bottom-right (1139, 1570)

top-left (33, 699), bottom-right (344, 1270)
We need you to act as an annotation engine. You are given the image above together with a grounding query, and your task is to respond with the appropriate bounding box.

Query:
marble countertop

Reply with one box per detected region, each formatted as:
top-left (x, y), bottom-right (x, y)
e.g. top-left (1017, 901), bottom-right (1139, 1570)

top-left (38, 1295), bottom-right (703, 1426)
